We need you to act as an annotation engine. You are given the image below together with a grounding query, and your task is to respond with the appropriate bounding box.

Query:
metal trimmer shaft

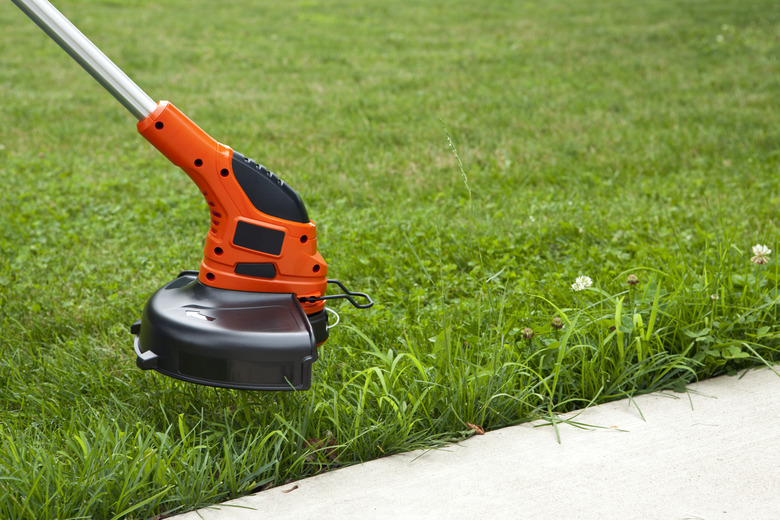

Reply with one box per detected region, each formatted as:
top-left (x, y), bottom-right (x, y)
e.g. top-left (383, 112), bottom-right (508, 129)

top-left (12, 0), bottom-right (156, 120)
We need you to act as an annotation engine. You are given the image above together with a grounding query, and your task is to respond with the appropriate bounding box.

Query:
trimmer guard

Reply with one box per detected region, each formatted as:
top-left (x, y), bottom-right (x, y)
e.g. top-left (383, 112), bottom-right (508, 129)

top-left (131, 272), bottom-right (325, 391)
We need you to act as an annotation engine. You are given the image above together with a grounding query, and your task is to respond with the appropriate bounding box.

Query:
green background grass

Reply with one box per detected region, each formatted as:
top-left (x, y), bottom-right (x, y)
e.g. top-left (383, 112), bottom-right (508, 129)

top-left (1, 0), bottom-right (779, 518)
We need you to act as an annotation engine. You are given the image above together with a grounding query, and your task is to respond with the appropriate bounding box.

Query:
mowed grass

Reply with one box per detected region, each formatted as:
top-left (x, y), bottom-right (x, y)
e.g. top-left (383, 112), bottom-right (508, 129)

top-left (1, 0), bottom-right (779, 517)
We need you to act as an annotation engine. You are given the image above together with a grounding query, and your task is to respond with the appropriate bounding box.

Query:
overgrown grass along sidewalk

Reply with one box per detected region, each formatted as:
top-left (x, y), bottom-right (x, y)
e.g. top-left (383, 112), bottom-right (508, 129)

top-left (1, 0), bottom-right (779, 518)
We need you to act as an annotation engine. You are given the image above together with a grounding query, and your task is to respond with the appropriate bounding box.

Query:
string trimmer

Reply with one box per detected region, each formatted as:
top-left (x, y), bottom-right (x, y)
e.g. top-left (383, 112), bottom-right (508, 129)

top-left (12, 0), bottom-right (372, 390)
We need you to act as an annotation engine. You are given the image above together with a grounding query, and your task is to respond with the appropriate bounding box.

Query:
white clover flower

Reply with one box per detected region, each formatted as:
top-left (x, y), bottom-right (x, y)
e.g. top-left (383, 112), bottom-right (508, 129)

top-left (751, 244), bottom-right (771, 265)
top-left (571, 275), bottom-right (593, 291)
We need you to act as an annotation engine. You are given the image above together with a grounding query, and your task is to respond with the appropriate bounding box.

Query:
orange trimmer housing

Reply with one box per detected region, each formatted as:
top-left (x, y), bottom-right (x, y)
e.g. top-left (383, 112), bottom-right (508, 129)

top-left (14, 0), bottom-right (372, 390)
top-left (138, 101), bottom-right (327, 315)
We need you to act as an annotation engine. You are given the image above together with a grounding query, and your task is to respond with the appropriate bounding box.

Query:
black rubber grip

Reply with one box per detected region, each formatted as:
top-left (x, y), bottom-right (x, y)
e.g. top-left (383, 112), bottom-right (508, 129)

top-left (232, 151), bottom-right (309, 223)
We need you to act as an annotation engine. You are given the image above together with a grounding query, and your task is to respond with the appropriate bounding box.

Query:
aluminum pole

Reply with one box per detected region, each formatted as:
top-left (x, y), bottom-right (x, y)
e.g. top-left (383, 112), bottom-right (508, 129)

top-left (12, 0), bottom-right (157, 120)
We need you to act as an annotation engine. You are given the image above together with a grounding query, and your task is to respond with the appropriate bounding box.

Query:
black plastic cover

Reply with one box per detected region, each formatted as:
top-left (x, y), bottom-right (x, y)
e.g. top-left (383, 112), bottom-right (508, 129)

top-left (233, 221), bottom-right (285, 255)
top-left (133, 272), bottom-right (322, 390)
top-left (232, 151), bottom-right (309, 223)
top-left (235, 262), bottom-right (277, 279)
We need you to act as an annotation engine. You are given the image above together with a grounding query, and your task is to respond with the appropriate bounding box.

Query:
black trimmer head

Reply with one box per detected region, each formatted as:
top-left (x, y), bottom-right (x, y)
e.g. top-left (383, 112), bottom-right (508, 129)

top-left (131, 272), bottom-right (329, 391)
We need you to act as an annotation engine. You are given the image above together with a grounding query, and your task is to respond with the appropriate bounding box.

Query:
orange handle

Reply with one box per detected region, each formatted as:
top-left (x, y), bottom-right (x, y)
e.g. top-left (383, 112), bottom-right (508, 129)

top-left (137, 101), bottom-right (327, 314)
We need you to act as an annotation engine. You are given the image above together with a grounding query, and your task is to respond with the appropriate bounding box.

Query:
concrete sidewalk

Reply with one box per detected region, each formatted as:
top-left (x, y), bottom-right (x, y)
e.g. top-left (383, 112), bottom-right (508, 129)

top-left (174, 366), bottom-right (780, 520)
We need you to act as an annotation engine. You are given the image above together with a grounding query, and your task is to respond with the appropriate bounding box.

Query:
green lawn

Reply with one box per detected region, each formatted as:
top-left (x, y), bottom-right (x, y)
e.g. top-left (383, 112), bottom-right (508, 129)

top-left (1, 0), bottom-right (779, 517)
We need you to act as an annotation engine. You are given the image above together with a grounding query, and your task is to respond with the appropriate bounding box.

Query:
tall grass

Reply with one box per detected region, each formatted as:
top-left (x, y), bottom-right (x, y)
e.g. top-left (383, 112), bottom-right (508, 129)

top-left (1, 0), bottom-right (779, 517)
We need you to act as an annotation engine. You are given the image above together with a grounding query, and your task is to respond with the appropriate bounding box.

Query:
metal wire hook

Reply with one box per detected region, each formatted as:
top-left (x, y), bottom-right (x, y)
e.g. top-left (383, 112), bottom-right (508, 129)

top-left (299, 279), bottom-right (374, 309)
